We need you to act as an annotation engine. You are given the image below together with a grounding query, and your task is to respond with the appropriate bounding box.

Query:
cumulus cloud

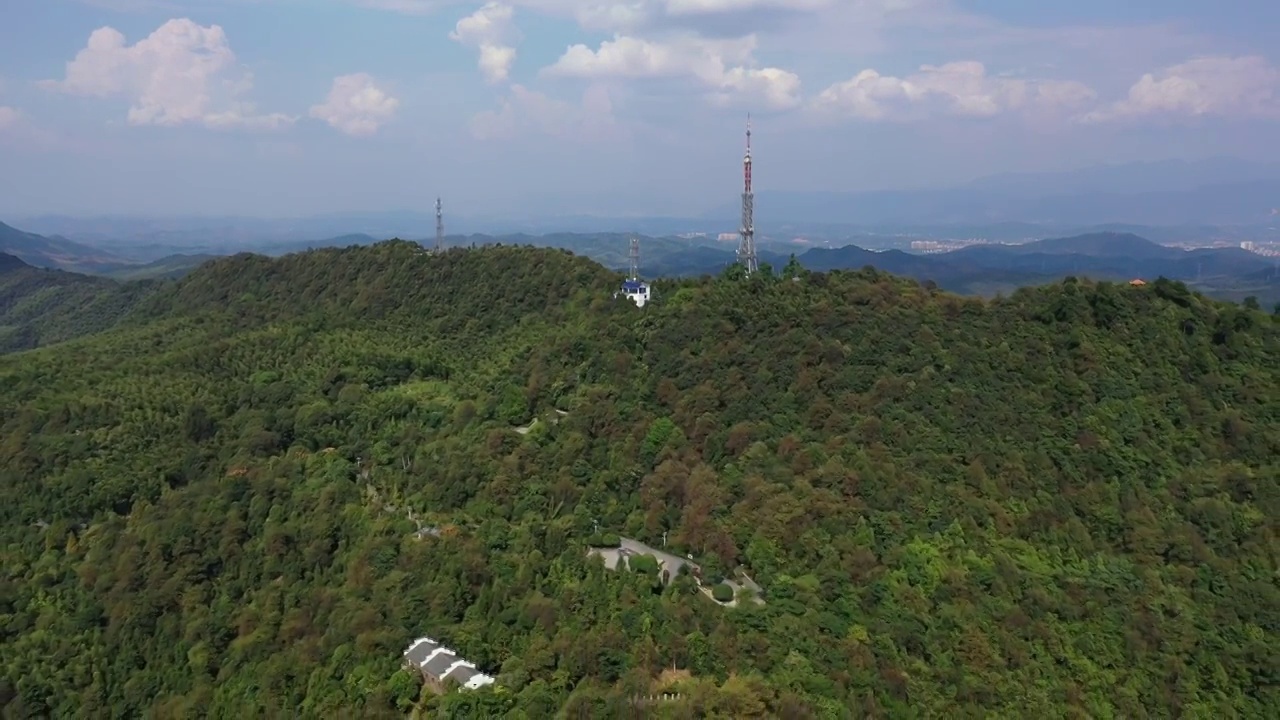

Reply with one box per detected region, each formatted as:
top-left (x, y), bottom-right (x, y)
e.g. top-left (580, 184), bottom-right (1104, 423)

top-left (350, 0), bottom-right (447, 13)
top-left (41, 18), bottom-right (294, 130)
top-left (545, 34), bottom-right (801, 109)
top-left (664, 0), bottom-right (833, 16)
top-left (350, 0), bottom-right (834, 30)
top-left (470, 83), bottom-right (621, 141)
top-left (1083, 56), bottom-right (1280, 123)
top-left (552, 0), bottom-right (834, 31)
top-left (812, 61), bottom-right (1095, 121)
top-left (0, 107), bottom-right (18, 130)
top-left (309, 74), bottom-right (401, 136)
top-left (450, 3), bottom-right (520, 84)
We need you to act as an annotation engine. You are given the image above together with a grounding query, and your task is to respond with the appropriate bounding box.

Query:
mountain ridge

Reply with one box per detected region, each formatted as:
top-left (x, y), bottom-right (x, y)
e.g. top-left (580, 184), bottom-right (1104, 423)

top-left (0, 221), bottom-right (126, 272)
top-left (0, 226), bottom-right (1275, 356)
top-left (1, 241), bottom-right (1275, 716)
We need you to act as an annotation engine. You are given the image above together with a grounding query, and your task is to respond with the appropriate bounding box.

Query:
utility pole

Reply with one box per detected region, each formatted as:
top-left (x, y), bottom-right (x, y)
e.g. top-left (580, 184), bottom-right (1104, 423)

top-left (737, 114), bottom-right (758, 275)
top-left (435, 196), bottom-right (444, 253)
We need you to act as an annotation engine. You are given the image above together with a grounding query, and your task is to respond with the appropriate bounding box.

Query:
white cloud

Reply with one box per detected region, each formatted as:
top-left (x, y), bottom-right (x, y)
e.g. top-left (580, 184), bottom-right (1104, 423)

top-left (0, 106), bottom-right (19, 131)
top-left (1083, 56), bottom-right (1280, 123)
top-left (470, 83), bottom-right (621, 140)
top-left (76, 0), bottom-right (178, 10)
top-left (309, 73), bottom-right (401, 136)
top-left (350, 0), bottom-right (447, 13)
top-left (545, 34), bottom-right (801, 109)
top-left (41, 19), bottom-right (294, 130)
top-left (663, 0), bottom-right (833, 15)
top-left (812, 61), bottom-right (1095, 121)
top-left (450, 3), bottom-right (520, 84)
top-left (537, 0), bottom-right (831, 31)
top-left (345, 0), bottom-right (847, 34)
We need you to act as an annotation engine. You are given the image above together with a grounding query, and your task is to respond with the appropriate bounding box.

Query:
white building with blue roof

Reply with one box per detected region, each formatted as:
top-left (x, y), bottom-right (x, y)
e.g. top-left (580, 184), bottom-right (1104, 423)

top-left (620, 278), bottom-right (651, 307)
top-left (618, 236), bottom-right (651, 307)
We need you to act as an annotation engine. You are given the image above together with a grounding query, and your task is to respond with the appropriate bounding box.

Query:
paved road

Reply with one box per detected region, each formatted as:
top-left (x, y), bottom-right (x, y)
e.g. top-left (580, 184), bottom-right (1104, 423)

top-left (588, 536), bottom-right (700, 584)
top-left (619, 537), bottom-right (697, 579)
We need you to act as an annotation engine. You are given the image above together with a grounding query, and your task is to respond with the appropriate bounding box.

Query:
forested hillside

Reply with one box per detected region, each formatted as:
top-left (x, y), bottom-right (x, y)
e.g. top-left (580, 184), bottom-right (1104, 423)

top-left (0, 254), bottom-right (159, 353)
top-left (1, 241), bottom-right (1276, 718)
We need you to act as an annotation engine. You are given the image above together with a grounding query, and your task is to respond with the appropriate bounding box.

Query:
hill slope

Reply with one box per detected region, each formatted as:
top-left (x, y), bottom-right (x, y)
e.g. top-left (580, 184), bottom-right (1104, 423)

top-left (0, 253), bottom-right (159, 353)
top-left (991, 232), bottom-right (1181, 259)
top-left (97, 253), bottom-right (219, 281)
top-left (0, 243), bottom-right (1277, 718)
top-left (0, 221), bottom-right (125, 272)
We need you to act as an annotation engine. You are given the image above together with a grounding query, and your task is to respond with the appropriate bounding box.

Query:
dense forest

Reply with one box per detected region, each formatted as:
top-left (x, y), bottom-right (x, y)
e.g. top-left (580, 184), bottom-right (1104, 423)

top-left (0, 253), bottom-right (159, 354)
top-left (1, 241), bottom-right (1277, 718)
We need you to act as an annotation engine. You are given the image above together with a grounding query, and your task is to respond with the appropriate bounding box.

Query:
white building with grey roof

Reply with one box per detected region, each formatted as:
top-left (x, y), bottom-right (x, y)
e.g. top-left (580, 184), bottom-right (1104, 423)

top-left (403, 636), bottom-right (495, 691)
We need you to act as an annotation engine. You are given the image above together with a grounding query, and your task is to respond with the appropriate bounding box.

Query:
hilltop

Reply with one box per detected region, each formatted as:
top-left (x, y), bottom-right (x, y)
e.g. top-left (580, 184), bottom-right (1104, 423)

top-left (1, 243), bottom-right (1277, 717)
top-left (3, 218), bottom-right (1276, 309)
top-left (978, 232), bottom-right (1178, 258)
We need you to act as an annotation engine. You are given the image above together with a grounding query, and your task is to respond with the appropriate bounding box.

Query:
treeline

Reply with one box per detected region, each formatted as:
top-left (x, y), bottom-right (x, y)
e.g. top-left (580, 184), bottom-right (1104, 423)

top-left (1, 243), bottom-right (1276, 718)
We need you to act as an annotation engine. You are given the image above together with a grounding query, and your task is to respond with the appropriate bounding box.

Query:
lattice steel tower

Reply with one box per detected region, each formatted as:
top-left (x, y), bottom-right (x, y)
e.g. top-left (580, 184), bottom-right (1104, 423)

top-left (737, 115), bottom-right (757, 275)
top-left (629, 235), bottom-right (640, 280)
top-left (435, 197), bottom-right (444, 253)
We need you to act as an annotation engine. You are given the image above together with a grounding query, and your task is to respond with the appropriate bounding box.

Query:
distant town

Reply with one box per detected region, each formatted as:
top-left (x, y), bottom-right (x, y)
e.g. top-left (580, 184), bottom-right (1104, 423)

top-left (907, 238), bottom-right (1280, 256)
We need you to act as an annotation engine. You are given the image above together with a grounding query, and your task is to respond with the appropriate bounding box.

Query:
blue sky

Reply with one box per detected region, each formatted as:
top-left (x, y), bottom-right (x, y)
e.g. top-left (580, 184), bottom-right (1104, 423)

top-left (0, 0), bottom-right (1277, 218)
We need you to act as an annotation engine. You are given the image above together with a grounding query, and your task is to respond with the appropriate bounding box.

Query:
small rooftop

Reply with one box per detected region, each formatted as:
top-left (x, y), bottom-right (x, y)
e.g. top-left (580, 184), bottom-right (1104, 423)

top-left (403, 636), bottom-right (495, 692)
top-left (405, 637), bottom-right (441, 667)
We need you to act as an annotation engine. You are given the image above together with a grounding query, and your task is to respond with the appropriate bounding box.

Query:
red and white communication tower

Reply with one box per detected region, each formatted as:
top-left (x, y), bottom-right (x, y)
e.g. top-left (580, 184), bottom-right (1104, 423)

top-left (737, 114), bottom-right (757, 275)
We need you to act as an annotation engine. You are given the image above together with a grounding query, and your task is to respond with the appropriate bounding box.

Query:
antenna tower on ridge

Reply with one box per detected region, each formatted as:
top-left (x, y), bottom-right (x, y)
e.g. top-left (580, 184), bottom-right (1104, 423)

top-left (435, 196), bottom-right (444, 253)
top-left (629, 235), bottom-right (640, 281)
top-left (737, 114), bottom-right (758, 275)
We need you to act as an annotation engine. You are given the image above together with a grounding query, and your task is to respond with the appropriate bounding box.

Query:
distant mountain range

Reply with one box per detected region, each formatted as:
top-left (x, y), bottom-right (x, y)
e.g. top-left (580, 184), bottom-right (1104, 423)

top-left (636, 232), bottom-right (1278, 304)
top-left (0, 221), bottom-right (129, 273)
top-left (789, 235), bottom-right (1279, 303)
top-left (11, 159), bottom-right (1280, 245)
top-left (3, 218), bottom-right (1277, 329)
top-left (2, 225), bottom-right (1277, 355)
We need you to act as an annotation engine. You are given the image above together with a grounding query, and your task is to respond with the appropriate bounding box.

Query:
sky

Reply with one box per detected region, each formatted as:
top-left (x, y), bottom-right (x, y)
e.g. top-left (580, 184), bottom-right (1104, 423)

top-left (0, 0), bottom-right (1278, 218)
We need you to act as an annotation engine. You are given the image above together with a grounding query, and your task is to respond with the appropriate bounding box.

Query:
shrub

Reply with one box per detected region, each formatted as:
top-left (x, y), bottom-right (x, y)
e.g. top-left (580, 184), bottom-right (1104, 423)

top-left (586, 532), bottom-right (621, 548)
top-left (629, 554), bottom-right (660, 575)
top-left (712, 583), bottom-right (734, 603)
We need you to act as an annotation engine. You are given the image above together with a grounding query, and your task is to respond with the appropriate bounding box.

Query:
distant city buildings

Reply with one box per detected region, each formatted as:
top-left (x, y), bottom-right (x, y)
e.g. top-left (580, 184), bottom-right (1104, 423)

top-left (1239, 241), bottom-right (1280, 257)
top-left (909, 239), bottom-right (991, 254)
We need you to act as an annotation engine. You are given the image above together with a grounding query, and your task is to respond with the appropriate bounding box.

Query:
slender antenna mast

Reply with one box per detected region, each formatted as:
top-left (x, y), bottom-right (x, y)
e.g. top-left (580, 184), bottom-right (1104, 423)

top-left (435, 196), bottom-right (444, 253)
top-left (737, 114), bottom-right (758, 275)
top-left (629, 235), bottom-right (640, 281)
